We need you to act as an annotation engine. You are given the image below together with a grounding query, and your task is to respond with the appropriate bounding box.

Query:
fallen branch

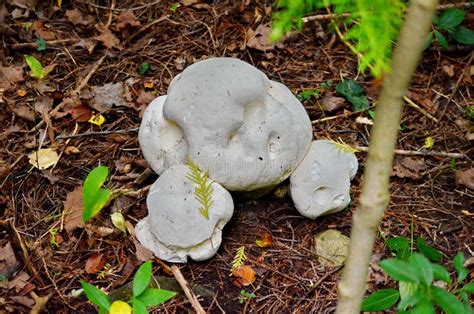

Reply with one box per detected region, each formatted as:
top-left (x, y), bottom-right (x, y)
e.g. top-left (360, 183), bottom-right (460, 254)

top-left (10, 39), bottom-right (78, 49)
top-left (355, 146), bottom-right (465, 158)
top-left (55, 127), bottom-right (139, 140)
top-left (170, 265), bottom-right (206, 314)
top-left (403, 96), bottom-right (439, 123)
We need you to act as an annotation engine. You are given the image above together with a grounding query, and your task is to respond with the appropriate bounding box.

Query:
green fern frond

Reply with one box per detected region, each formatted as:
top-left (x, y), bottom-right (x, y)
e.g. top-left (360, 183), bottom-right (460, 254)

top-left (231, 246), bottom-right (247, 271)
top-left (186, 159), bottom-right (213, 220)
top-left (327, 138), bottom-right (360, 153)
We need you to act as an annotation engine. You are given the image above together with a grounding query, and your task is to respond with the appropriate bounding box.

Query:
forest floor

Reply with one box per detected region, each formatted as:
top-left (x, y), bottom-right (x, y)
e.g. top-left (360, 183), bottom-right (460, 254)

top-left (1, 1), bottom-right (473, 313)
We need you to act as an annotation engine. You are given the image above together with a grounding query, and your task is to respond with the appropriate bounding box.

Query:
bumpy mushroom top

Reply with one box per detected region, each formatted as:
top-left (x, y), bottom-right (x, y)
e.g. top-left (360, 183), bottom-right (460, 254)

top-left (162, 57), bottom-right (312, 191)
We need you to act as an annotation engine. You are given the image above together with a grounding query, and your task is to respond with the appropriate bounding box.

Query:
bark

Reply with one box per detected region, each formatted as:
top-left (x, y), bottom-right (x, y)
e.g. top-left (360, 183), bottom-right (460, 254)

top-left (335, 0), bottom-right (438, 313)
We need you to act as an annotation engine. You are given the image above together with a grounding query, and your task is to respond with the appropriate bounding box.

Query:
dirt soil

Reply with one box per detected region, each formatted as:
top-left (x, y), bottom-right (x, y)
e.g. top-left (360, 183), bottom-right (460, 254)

top-left (1, 1), bottom-right (473, 313)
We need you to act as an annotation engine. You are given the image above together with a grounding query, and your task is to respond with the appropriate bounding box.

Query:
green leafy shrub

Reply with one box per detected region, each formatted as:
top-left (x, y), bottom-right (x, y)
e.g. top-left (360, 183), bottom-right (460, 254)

top-left (335, 79), bottom-right (369, 112)
top-left (81, 261), bottom-right (176, 314)
top-left (82, 166), bottom-right (111, 222)
top-left (361, 236), bottom-right (473, 313)
top-left (427, 8), bottom-right (474, 49)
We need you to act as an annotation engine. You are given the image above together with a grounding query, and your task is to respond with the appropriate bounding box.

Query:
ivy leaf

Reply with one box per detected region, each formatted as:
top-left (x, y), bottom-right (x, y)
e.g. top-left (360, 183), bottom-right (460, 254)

top-left (431, 286), bottom-right (468, 314)
top-left (416, 237), bottom-right (442, 262)
top-left (380, 258), bottom-right (419, 283)
top-left (409, 253), bottom-right (433, 286)
top-left (35, 38), bottom-right (47, 51)
top-left (136, 288), bottom-right (176, 307)
top-left (336, 80), bottom-right (369, 112)
top-left (361, 289), bottom-right (399, 311)
top-left (434, 31), bottom-right (449, 49)
top-left (80, 281), bottom-right (111, 312)
top-left (82, 166), bottom-right (111, 222)
top-left (437, 8), bottom-right (465, 30)
top-left (453, 252), bottom-right (469, 282)
top-left (133, 261), bottom-right (152, 297)
top-left (450, 26), bottom-right (474, 45)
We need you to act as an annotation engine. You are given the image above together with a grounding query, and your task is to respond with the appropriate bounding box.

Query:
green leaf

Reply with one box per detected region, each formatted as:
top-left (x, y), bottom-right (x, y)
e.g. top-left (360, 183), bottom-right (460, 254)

top-left (423, 32), bottom-right (433, 50)
top-left (386, 237), bottom-right (410, 260)
top-left (432, 285), bottom-right (468, 314)
top-left (336, 80), bottom-right (369, 112)
top-left (398, 286), bottom-right (424, 311)
top-left (450, 26), bottom-right (474, 45)
top-left (453, 252), bottom-right (469, 282)
top-left (409, 253), bottom-right (433, 285)
top-left (432, 264), bottom-right (451, 283)
top-left (80, 281), bottom-right (111, 311)
top-left (411, 300), bottom-right (435, 314)
top-left (368, 110), bottom-right (376, 121)
top-left (139, 63), bottom-right (150, 76)
top-left (170, 3), bottom-right (181, 12)
top-left (462, 282), bottom-right (474, 294)
top-left (434, 31), bottom-right (449, 49)
top-left (361, 289), bottom-right (399, 311)
top-left (136, 288), bottom-right (176, 307)
top-left (133, 261), bottom-right (152, 297)
top-left (297, 89), bottom-right (319, 101)
top-left (132, 298), bottom-right (148, 314)
top-left (35, 38), bottom-right (47, 51)
top-left (399, 281), bottom-right (418, 301)
top-left (24, 55), bottom-right (48, 79)
top-left (82, 166), bottom-right (111, 222)
top-left (416, 237), bottom-right (442, 262)
top-left (380, 258), bottom-right (419, 283)
top-left (437, 8), bottom-right (465, 30)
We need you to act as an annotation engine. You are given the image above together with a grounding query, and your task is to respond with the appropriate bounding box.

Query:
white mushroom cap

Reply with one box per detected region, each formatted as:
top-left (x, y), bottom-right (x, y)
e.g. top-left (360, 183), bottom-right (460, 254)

top-left (135, 165), bottom-right (234, 263)
top-left (162, 57), bottom-right (312, 191)
top-left (138, 96), bottom-right (187, 175)
top-left (290, 140), bottom-right (358, 219)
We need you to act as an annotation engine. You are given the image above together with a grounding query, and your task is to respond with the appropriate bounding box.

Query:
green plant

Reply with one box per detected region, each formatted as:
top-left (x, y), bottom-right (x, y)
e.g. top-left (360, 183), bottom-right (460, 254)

top-left (139, 63), bottom-right (150, 76)
top-left (297, 89), bottom-right (320, 101)
top-left (465, 106), bottom-right (474, 120)
top-left (24, 55), bottom-right (54, 79)
top-left (361, 236), bottom-right (473, 313)
top-left (82, 166), bottom-right (111, 222)
top-left (231, 246), bottom-right (247, 271)
top-left (271, 0), bottom-right (406, 78)
top-left (427, 8), bottom-right (474, 49)
top-left (239, 290), bottom-right (256, 304)
top-left (35, 38), bottom-right (47, 51)
top-left (186, 159), bottom-right (213, 220)
top-left (81, 261), bottom-right (176, 314)
top-left (335, 79), bottom-right (369, 112)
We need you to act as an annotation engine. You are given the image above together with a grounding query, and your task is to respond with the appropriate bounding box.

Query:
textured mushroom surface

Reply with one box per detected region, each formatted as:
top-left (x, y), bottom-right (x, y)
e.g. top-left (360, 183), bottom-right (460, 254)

top-left (162, 57), bottom-right (312, 191)
top-left (135, 165), bottom-right (234, 263)
top-left (138, 96), bottom-right (187, 175)
top-left (290, 140), bottom-right (358, 219)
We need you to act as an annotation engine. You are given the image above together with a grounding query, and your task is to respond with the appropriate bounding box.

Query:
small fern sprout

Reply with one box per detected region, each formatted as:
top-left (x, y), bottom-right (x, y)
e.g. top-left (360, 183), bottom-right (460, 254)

top-left (186, 158), bottom-right (214, 220)
top-left (231, 246), bottom-right (247, 271)
top-left (327, 138), bottom-right (360, 154)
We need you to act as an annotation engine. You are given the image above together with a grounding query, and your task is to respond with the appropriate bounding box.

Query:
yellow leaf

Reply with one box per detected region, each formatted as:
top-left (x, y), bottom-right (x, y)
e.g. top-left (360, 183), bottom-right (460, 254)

top-left (255, 232), bottom-right (273, 248)
top-left (16, 89), bottom-right (27, 97)
top-left (57, 0), bottom-right (62, 8)
top-left (28, 148), bottom-right (59, 170)
top-left (109, 301), bottom-right (132, 314)
top-left (423, 136), bottom-right (434, 149)
top-left (111, 212), bottom-right (127, 234)
top-left (143, 81), bottom-right (154, 89)
top-left (88, 114), bottom-right (105, 126)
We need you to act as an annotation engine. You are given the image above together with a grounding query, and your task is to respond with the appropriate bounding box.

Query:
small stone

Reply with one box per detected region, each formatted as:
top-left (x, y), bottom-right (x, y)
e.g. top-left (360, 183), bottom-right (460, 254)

top-left (320, 95), bottom-right (346, 112)
top-left (314, 229), bottom-right (350, 266)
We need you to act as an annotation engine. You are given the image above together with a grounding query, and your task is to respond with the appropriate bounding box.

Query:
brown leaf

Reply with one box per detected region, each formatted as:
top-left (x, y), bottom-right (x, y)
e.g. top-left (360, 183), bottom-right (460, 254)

top-left (69, 104), bottom-right (92, 122)
top-left (231, 265), bottom-right (256, 287)
top-left (392, 157), bottom-right (427, 180)
top-left (0, 66), bottom-right (24, 91)
top-left (85, 253), bottom-right (107, 274)
top-left (247, 24), bottom-right (274, 52)
top-left (320, 95), bottom-right (346, 112)
top-left (442, 64), bottom-right (454, 77)
top-left (10, 296), bottom-right (35, 308)
top-left (255, 232), bottom-right (273, 248)
top-left (8, 271), bottom-right (30, 292)
top-left (95, 25), bottom-right (121, 49)
top-left (0, 241), bottom-right (19, 279)
top-left (115, 11), bottom-right (140, 31)
top-left (65, 8), bottom-right (92, 26)
top-left (63, 187), bottom-right (84, 235)
top-left (455, 168), bottom-right (474, 190)
top-left (7, 0), bottom-right (38, 9)
top-left (134, 240), bottom-right (154, 262)
top-left (31, 21), bottom-right (56, 40)
top-left (12, 104), bottom-right (35, 122)
top-left (90, 83), bottom-right (129, 112)
top-left (34, 95), bottom-right (52, 118)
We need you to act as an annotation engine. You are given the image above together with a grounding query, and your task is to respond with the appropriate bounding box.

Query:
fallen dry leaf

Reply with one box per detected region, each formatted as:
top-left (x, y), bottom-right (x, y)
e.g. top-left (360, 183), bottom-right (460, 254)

top-left (8, 271), bottom-right (30, 292)
top-left (64, 146), bottom-right (80, 155)
top-left (7, 0), bottom-right (38, 9)
top-left (115, 11), bottom-right (140, 31)
top-left (69, 104), bottom-right (93, 122)
top-left (63, 187), bottom-right (84, 235)
top-left (85, 253), bottom-right (107, 274)
top-left (95, 25), bottom-right (121, 49)
top-left (12, 104), bottom-right (35, 122)
top-left (442, 64), bottom-right (454, 77)
top-left (247, 24), bottom-right (274, 52)
top-left (355, 116), bottom-right (373, 125)
top-left (179, 0), bottom-right (202, 5)
top-left (31, 20), bottom-right (56, 40)
top-left (134, 240), bottom-right (154, 262)
top-left (90, 82), bottom-right (129, 112)
top-left (0, 66), bottom-right (24, 91)
top-left (320, 95), bottom-right (346, 112)
top-left (392, 156), bottom-right (427, 180)
top-left (10, 295), bottom-right (35, 308)
top-left (28, 148), bottom-right (59, 170)
top-left (255, 232), bottom-right (273, 248)
top-left (455, 168), bottom-right (474, 190)
top-left (34, 95), bottom-right (52, 119)
top-left (231, 265), bottom-right (256, 287)
top-left (0, 241), bottom-right (19, 279)
top-left (65, 8), bottom-right (92, 26)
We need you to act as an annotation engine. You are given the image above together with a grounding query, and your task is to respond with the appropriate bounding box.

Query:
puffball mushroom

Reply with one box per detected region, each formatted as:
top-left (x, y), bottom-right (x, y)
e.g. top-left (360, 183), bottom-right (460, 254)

top-left (139, 57), bottom-right (312, 191)
top-left (135, 165), bottom-right (234, 263)
top-left (289, 140), bottom-right (358, 219)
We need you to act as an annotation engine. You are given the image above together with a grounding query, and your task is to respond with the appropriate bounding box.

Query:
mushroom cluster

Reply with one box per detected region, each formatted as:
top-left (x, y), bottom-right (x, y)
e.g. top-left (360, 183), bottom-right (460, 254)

top-left (137, 58), bottom-right (358, 262)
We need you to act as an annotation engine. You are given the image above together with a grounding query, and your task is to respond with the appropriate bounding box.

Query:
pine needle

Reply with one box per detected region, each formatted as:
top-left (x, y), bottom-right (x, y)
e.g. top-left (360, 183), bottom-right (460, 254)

top-left (327, 138), bottom-right (360, 154)
top-left (231, 246), bottom-right (247, 271)
top-left (186, 159), bottom-right (213, 220)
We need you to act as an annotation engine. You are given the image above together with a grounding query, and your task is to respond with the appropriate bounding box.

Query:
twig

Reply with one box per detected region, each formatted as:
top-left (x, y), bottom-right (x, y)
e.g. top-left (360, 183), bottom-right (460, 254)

top-left (312, 111), bottom-right (361, 124)
top-left (437, 2), bottom-right (474, 10)
top-left (29, 291), bottom-right (52, 314)
top-left (105, 0), bottom-right (116, 29)
top-left (124, 15), bottom-right (169, 44)
top-left (10, 39), bottom-right (78, 49)
top-left (355, 146), bottom-right (465, 158)
top-left (170, 265), bottom-right (206, 314)
top-left (403, 96), bottom-right (439, 123)
top-left (56, 127), bottom-right (139, 140)
top-left (79, 0), bottom-right (162, 11)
